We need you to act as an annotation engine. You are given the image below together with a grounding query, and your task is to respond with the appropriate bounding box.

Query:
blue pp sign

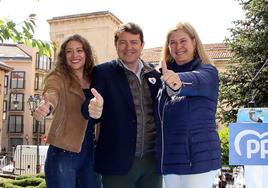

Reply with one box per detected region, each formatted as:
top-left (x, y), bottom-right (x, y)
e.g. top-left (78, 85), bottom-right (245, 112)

top-left (229, 123), bottom-right (268, 165)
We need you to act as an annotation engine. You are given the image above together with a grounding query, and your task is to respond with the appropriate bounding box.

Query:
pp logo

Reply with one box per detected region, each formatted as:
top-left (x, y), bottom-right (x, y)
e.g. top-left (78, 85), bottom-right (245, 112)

top-left (234, 130), bottom-right (268, 159)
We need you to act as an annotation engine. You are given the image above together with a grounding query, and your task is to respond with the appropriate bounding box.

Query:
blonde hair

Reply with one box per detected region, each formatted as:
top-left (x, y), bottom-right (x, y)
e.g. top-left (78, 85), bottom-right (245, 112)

top-left (161, 22), bottom-right (212, 65)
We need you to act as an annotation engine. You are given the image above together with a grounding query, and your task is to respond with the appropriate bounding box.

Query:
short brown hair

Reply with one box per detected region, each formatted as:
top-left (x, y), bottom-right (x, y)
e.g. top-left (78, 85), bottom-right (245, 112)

top-left (114, 22), bottom-right (144, 44)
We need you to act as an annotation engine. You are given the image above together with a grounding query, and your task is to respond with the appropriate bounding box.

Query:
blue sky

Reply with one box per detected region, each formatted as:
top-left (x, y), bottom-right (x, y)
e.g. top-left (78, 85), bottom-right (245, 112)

top-left (0, 0), bottom-right (245, 48)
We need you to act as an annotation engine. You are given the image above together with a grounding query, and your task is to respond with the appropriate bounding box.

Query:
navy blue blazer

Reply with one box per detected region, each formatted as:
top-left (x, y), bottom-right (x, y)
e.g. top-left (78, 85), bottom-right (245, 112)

top-left (82, 60), bottom-right (161, 175)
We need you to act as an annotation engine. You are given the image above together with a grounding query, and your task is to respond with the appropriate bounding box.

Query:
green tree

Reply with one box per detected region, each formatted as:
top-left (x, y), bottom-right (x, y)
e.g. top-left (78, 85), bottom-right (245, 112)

top-left (218, 0), bottom-right (268, 125)
top-left (0, 14), bottom-right (51, 56)
top-left (219, 127), bottom-right (229, 166)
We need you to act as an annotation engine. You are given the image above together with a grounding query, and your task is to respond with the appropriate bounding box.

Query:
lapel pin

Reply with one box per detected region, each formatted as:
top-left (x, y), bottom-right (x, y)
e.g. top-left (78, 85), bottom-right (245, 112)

top-left (148, 77), bottom-right (156, 84)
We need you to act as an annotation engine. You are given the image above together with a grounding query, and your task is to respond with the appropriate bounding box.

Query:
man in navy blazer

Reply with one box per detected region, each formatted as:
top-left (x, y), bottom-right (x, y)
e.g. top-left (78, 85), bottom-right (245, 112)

top-left (82, 22), bottom-right (162, 188)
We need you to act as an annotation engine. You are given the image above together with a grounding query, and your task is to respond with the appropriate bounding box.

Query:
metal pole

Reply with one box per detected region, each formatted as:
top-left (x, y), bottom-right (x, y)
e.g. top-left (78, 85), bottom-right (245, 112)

top-left (27, 95), bottom-right (41, 174)
top-left (19, 145), bottom-right (22, 175)
top-left (36, 121), bottom-right (40, 174)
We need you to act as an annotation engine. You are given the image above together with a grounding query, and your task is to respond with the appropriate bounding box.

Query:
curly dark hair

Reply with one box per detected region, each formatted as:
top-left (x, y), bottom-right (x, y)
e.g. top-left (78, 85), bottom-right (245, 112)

top-left (51, 34), bottom-right (97, 84)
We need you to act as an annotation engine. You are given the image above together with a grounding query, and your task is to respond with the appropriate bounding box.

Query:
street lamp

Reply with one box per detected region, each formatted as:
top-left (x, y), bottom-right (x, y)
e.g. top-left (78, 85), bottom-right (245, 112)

top-left (25, 134), bottom-right (29, 145)
top-left (27, 95), bottom-right (41, 174)
top-left (11, 91), bottom-right (19, 110)
top-left (13, 100), bottom-right (19, 109)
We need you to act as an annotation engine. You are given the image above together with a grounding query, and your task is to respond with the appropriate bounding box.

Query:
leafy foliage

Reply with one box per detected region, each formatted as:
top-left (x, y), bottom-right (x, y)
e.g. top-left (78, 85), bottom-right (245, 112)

top-left (3, 174), bottom-right (45, 188)
top-left (218, 0), bottom-right (268, 125)
top-left (219, 127), bottom-right (230, 166)
top-left (0, 14), bottom-right (51, 56)
top-left (15, 174), bottom-right (44, 180)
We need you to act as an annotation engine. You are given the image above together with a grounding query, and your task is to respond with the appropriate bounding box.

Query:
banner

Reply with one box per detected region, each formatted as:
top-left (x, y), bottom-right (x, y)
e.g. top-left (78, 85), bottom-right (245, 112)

top-left (236, 108), bottom-right (268, 123)
top-left (229, 123), bottom-right (268, 165)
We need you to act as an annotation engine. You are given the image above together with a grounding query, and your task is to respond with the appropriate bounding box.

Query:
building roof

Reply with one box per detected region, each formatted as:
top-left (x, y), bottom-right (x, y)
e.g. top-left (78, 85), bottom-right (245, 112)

top-left (17, 43), bottom-right (34, 56)
top-left (204, 43), bottom-right (233, 60)
top-left (141, 43), bottom-right (233, 63)
top-left (0, 43), bottom-right (32, 60)
top-left (0, 61), bottom-right (13, 72)
top-left (142, 47), bottom-right (162, 63)
top-left (47, 11), bottom-right (123, 25)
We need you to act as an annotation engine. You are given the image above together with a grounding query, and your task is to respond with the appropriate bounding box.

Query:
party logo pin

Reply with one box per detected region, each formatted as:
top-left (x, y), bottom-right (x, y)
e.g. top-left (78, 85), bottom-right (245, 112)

top-left (148, 77), bottom-right (156, 84)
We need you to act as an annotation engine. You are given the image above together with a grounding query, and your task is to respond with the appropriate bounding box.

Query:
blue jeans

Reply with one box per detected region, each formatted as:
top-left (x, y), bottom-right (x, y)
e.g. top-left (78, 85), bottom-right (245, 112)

top-left (45, 145), bottom-right (101, 188)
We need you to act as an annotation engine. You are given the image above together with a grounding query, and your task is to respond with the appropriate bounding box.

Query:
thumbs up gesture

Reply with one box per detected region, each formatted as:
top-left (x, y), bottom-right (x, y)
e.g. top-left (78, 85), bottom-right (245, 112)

top-left (161, 60), bottom-right (182, 90)
top-left (88, 88), bottom-right (104, 119)
top-left (33, 93), bottom-right (51, 122)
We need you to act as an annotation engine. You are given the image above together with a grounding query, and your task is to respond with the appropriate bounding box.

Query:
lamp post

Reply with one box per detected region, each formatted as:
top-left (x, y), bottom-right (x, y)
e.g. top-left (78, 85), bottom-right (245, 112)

top-left (11, 90), bottom-right (19, 110)
top-left (25, 134), bottom-right (29, 145)
top-left (27, 95), bottom-right (41, 174)
top-left (13, 100), bottom-right (19, 109)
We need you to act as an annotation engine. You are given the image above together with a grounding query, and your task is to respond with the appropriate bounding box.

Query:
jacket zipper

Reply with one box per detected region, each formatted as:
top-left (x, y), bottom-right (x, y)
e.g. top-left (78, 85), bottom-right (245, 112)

top-left (158, 93), bottom-right (167, 173)
top-left (140, 78), bottom-right (145, 159)
top-left (186, 131), bottom-right (192, 168)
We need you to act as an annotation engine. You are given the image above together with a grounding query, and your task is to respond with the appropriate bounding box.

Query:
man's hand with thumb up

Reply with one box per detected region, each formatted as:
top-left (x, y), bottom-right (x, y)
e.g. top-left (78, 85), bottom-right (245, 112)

top-left (88, 88), bottom-right (104, 119)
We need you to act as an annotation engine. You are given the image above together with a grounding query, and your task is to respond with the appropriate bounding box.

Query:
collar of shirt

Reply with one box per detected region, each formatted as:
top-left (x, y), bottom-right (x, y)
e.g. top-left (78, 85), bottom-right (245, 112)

top-left (119, 58), bottom-right (144, 81)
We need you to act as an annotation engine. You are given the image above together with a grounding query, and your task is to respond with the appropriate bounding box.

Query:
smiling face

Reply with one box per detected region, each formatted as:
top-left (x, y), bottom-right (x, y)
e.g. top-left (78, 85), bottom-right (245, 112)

top-left (168, 29), bottom-right (196, 65)
top-left (65, 40), bottom-right (86, 72)
top-left (115, 31), bottom-right (144, 68)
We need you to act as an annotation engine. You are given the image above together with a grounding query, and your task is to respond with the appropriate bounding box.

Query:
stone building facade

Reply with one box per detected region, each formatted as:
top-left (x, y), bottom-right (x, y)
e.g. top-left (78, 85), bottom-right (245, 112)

top-left (48, 11), bottom-right (123, 63)
top-left (0, 44), bottom-right (51, 153)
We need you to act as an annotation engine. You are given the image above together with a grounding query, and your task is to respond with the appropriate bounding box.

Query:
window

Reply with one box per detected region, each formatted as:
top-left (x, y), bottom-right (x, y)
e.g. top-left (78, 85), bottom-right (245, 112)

top-left (35, 52), bottom-right (40, 69)
top-left (32, 138), bottom-right (42, 145)
top-left (40, 56), bottom-right (45, 70)
top-left (4, 75), bottom-right (8, 95)
top-left (36, 53), bottom-right (52, 71)
top-left (3, 100), bottom-right (7, 120)
top-left (10, 71), bottom-right (25, 89)
top-left (8, 115), bottom-right (23, 133)
top-left (33, 120), bottom-right (45, 134)
top-left (44, 56), bottom-right (52, 71)
top-left (9, 138), bottom-right (23, 151)
top-left (9, 93), bottom-right (24, 111)
top-left (34, 73), bottom-right (45, 90)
